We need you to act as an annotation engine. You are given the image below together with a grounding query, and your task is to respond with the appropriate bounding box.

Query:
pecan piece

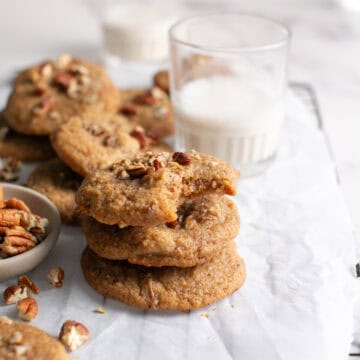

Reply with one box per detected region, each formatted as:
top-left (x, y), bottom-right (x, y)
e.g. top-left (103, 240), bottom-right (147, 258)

top-left (120, 103), bottom-right (137, 116)
top-left (55, 71), bottom-right (75, 92)
top-left (133, 92), bottom-right (156, 106)
top-left (4, 285), bottom-right (28, 305)
top-left (172, 152), bottom-right (191, 166)
top-left (126, 166), bottom-right (148, 179)
top-left (38, 63), bottom-right (53, 78)
top-left (18, 275), bottom-right (40, 295)
top-left (17, 297), bottom-right (38, 321)
top-left (130, 128), bottom-right (151, 149)
top-left (48, 267), bottom-right (65, 288)
top-left (33, 83), bottom-right (47, 96)
top-left (166, 220), bottom-right (178, 229)
top-left (153, 159), bottom-right (163, 170)
top-left (59, 320), bottom-right (89, 351)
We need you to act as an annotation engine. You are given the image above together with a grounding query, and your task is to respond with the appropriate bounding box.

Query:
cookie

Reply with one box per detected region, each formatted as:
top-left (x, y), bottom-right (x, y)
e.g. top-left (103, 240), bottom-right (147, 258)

top-left (82, 195), bottom-right (239, 267)
top-left (119, 86), bottom-right (174, 139)
top-left (153, 70), bottom-right (169, 94)
top-left (50, 111), bottom-right (140, 177)
top-left (81, 241), bottom-right (246, 311)
top-left (27, 158), bottom-right (82, 224)
top-left (0, 111), bottom-right (55, 161)
top-left (76, 150), bottom-right (239, 227)
top-left (0, 317), bottom-right (70, 360)
top-left (5, 54), bottom-right (120, 135)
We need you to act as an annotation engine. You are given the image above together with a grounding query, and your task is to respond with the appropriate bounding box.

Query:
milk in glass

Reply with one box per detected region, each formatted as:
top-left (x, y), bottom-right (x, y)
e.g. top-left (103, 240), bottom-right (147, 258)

top-left (173, 75), bottom-right (284, 170)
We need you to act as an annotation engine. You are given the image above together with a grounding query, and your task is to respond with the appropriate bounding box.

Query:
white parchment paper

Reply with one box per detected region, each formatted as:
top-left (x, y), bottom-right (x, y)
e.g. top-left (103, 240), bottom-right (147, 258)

top-left (0, 88), bottom-right (358, 360)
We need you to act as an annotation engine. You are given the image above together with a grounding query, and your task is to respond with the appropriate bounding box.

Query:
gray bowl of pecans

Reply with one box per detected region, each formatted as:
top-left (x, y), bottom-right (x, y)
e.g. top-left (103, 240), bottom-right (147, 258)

top-left (0, 183), bottom-right (61, 281)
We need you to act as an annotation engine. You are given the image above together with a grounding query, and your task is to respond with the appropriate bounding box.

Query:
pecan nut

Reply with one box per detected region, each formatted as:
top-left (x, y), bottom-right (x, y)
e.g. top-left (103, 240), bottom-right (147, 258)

top-left (17, 297), bottom-right (38, 321)
top-left (0, 227), bottom-right (37, 256)
top-left (4, 285), bottom-right (28, 305)
top-left (59, 320), bottom-right (89, 351)
top-left (172, 152), bottom-right (191, 166)
top-left (48, 267), bottom-right (65, 288)
top-left (130, 128), bottom-right (151, 149)
top-left (18, 275), bottom-right (40, 295)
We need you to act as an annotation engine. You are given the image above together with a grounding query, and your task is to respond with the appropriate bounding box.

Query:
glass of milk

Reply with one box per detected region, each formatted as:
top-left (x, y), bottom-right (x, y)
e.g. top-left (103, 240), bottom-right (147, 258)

top-left (93, 0), bottom-right (178, 64)
top-left (169, 14), bottom-right (290, 177)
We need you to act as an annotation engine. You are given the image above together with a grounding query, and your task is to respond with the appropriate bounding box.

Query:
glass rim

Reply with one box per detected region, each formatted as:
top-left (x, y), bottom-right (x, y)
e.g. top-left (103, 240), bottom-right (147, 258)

top-left (169, 13), bottom-right (291, 53)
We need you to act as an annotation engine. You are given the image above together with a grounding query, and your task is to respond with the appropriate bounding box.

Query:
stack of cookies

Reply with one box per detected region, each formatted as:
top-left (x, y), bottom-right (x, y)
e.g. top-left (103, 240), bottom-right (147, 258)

top-left (76, 150), bottom-right (246, 311)
top-left (1, 54), bottom-right (174, 224)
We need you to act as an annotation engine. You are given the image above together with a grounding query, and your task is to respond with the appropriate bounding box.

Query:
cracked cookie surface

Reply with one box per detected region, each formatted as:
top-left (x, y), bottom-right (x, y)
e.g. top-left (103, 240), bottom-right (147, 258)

top-left (81, 241), bottom-right (246, 311)
top-left (27, 158), bottom-right (82, 224)
top-left (82, 195), bottom-right (239, 267)
top-left (5, 54), bottom-right (120, 135)
top-left (76, 150), bottom-right (239, 227)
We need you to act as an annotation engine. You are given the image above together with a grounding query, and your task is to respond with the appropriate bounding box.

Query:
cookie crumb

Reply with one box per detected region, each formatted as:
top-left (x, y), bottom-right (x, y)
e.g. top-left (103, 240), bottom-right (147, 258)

top-left (94, 307), bottom-right (106, 314)
top-left (211, 307), bottom-right (217, 311)
top-left (201, 313), bottom-right (210, 319)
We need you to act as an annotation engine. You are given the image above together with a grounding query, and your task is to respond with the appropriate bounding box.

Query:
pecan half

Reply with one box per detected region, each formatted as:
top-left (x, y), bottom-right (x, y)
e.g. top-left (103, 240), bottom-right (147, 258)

top-left (5, 198), bottom-right (31, 213)
top-left (0, 227), bottom-right (37, 256)
top-left (172, 152), bottom-right (191, 166)
top-left (0, 209), bottom-right (21, 227)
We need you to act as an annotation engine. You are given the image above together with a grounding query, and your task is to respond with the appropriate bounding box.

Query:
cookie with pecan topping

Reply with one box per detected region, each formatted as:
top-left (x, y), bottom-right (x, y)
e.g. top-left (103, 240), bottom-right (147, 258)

top-left (4, 54), bottom-right (120, 135)
top-left (82, 195), bottom-right (239, 267)
top-left (27, 158), bottom-right (82, 224)
top-left (0, 111), bottom-right (55, 162)
top-left (0, 317), bottom-right (70, 360)
top-left (76, 150), bottom-right (239, 227)
top-left (81, 241), bottom-right (245, 311)
top-left (119, 86), bottom-right (174, 139)
top-left (50, 111), bottom-right (140, 177)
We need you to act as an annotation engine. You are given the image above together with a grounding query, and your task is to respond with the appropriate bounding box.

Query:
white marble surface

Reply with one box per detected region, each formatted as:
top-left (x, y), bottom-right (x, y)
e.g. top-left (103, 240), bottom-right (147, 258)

top-left (0, 0), bottom-right (359, 357)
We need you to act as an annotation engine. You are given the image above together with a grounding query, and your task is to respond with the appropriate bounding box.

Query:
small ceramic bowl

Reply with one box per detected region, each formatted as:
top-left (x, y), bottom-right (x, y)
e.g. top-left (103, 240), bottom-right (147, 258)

top-left (0, 183), bottom-right (61, 282)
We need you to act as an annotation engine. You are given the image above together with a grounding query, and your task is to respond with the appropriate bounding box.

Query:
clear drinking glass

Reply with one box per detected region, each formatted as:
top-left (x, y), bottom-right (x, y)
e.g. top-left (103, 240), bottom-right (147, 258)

top-left (169, 14), bottom-right (290, 177)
